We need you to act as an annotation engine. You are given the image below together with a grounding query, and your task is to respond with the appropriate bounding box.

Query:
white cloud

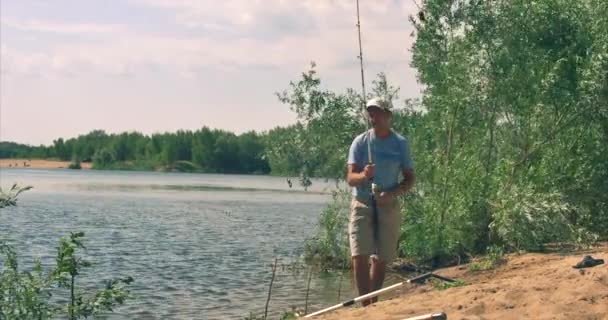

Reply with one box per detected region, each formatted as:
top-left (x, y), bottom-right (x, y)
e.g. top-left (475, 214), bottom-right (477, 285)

top-left (2, 0), bottom-right (420, 86)
top-left (129, 0), bottom-right (419, 44)
top-left (1, 17), bottom-right (125, 34)
top-left (1, 1), bottom-right (424, 144)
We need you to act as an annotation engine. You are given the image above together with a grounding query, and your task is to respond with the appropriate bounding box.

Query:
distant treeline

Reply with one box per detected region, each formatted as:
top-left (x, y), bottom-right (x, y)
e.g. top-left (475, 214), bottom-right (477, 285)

top-left (0, 127), bottom-right (300, 175)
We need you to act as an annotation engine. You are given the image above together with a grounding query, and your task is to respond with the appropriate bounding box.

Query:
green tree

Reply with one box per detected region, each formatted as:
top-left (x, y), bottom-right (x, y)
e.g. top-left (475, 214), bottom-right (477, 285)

top-left (53, 138), bottom-right (71, 161)
top-left (238, 131), bottom-right (270, 174)
top-left (402, 0), bottom-right (608, 259)
top-left (275, 63), bottom-right (365, 184)
top-left (92, 148), bottom-right (116, 169)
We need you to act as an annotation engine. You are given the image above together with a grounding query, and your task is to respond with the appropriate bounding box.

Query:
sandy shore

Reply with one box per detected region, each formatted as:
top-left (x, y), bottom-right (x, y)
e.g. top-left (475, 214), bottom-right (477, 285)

top-left (316, 244), bottom-right (608, 320)
top-left (0, 158), bottom-right (92, 169)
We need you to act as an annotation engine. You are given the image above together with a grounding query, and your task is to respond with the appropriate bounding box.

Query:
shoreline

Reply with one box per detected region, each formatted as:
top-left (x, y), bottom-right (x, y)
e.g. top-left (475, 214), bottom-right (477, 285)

top-left (0, 158), bottom-right (92, 169)
top-left (0, 158), bottom-right (341, 180)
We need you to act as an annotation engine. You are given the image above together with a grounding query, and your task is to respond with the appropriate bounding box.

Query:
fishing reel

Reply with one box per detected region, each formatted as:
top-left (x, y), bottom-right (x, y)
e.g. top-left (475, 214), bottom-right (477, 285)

top-left (371, 183), bottom-right (381, 196)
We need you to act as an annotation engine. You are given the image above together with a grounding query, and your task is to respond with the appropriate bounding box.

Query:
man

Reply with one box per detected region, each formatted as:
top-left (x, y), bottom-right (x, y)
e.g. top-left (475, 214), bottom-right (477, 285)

top-left (346, 97), bottom-right (416, 305)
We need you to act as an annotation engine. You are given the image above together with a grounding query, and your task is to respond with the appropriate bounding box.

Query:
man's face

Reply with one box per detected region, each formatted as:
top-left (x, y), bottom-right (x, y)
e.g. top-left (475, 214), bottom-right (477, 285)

top-left (367, 107), bottom-right (391, 129)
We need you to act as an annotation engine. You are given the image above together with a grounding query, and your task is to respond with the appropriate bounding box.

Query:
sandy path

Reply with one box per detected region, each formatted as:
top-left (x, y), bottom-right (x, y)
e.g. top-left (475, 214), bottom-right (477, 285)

top-left (316, 245), bottom-right (608, 320)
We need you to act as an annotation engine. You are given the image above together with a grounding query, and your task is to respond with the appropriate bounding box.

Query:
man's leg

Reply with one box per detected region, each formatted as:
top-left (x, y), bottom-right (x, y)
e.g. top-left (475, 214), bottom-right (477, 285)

top-left (352, 255), bottom-right (372, 306)
top-left (369, 257), bottom-right (386, 303)
top-left (349, 199), bottom-right (374, 306)
top-left (371, 200), bottom-right (402, 303)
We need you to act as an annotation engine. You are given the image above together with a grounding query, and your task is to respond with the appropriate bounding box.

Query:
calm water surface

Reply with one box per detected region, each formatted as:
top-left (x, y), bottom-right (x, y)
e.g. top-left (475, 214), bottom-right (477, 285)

top-left (1, 168), bottom-right (394, 319)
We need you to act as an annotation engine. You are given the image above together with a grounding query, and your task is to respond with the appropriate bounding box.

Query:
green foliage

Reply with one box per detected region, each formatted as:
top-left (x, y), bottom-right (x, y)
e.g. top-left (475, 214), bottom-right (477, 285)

top-left (273, 62), bottom-right (365, 184)
top-left (92, 147), bottom-right (116, 169)
top-left (243, 310), bottom-right (299, 320)
top-left (4, 128), bottom-right (272, 175)
top-left (0, 184), bottom-right (32, 208)
top-left (1, 187), bottom-right (132, 319)
top-left (263, 124), bottom-right (306, 177)
top-left (0, 142), bottom-right (44, 158)
top-left (237, 131), bottom-right (270, 174)
top-left (285, 0), bottom-right (608, 266)
top-left (402, 0), bottom-right (608, 261)
top-left (431, 279), bottom-right (467, 291)
top-left (0, 244), bottom-right (56, 319)
top-left (68, 157), bottom-right (82, 170)
top-left (279, 311), bottom-right (299, 320)
top-left (303, 189), bottom-right (351, 270)
top-left (468, 246), bottom-right (506, 272)
top-left (167, 160), bottom-right (198, 173)
top-left (490, 188), bottom-right (597, 251)
top-left (0, 232), bottom-right (133, 319)
top-left (53, 138), bottom-right (70, 161)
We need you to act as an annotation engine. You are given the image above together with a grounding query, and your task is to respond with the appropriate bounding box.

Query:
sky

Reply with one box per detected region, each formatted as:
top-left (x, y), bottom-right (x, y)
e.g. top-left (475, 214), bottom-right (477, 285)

top-left (0, 0), bottom-right (422, 146)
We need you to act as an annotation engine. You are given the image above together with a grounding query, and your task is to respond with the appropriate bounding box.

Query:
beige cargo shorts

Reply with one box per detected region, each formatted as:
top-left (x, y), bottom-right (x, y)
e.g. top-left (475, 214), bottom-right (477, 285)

top-left (348, 196), bottom-right (402, 263)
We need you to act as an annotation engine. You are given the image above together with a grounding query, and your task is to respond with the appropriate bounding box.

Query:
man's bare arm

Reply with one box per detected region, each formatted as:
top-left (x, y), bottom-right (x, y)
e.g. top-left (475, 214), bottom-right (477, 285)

top-left (390, 168), bottom-right (415, 197)
top-left (346, 164), bottom-right (374, 187)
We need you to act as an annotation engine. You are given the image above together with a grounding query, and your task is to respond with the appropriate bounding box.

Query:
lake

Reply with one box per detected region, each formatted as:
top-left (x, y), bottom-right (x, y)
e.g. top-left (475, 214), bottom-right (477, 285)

top-left (1, 168), bottom-right (365, 319)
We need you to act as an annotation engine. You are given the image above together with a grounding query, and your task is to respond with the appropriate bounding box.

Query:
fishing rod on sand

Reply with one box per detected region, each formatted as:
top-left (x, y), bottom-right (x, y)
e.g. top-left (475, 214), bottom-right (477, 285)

top-left (303, 272), bottom-right (455, 318)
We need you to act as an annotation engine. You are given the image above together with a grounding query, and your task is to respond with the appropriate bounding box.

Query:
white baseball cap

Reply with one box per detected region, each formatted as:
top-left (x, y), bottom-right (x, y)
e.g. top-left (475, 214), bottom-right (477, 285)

top-left (366, 97), bottom-right (392, 112)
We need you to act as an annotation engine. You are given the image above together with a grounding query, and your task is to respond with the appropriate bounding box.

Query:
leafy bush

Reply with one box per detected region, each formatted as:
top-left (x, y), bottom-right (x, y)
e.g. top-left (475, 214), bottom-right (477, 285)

top-left (490, 187), bottom-right (598, 251)
top-left (0, 232), bottom-right (133, 319)
top-left (303, 189), bottom-right (351, 270)
top-left (0, 233), bottom-right (133, 319)
top-left (243, 310), bottom-right (299, 320)
top-left (68, 161), bottom-right (82, 170)
top-left (92, 148), bottom-right (116, 169)
top-left (0, 185), bottom-right (133, 319)
top-left (0, 184), bottom-right (32, 208)
top-left (469, 246), bottom-right (506, 272)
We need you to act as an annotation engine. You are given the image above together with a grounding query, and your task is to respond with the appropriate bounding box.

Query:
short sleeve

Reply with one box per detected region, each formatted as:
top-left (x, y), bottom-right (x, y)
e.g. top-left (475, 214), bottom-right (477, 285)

top-left (400, 138), bottom-right (414, 170)
top-left (347, 137), bottom-right (362, 165)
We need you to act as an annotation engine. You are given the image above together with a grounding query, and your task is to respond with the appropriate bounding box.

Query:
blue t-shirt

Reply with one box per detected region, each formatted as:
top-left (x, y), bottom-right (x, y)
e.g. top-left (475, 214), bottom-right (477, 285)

top-left (347, 130), bottom-right (414, 197)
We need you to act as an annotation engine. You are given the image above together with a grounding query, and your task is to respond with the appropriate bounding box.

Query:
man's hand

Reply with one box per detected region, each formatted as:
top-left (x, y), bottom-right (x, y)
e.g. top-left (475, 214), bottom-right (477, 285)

top-left (376, 191), bottom-right (394, 207)
top-left (392, 169), bottom-right (416, 197)
top-left (362, 164), bottom-right (375, 179)
top-left (346, 163), bottom-right (375, 187)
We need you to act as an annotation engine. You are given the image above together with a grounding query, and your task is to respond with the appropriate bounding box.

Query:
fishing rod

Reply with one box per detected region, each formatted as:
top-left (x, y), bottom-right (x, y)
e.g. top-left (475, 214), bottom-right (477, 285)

top-left (356, 0), bottom-right (380, 249)
top-left (356, 0), bottom-right (371, 164)
top-left (303, 272), bottom-right (455, 318)
top-left (356, 0), bottom-right (367, 112)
